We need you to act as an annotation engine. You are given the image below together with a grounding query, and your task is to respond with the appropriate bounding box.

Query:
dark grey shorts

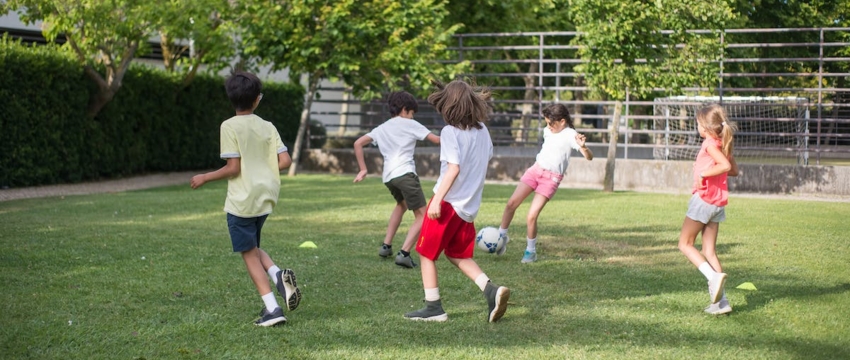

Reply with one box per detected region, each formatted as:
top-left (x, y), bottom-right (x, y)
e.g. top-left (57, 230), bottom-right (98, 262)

top-left (686, 194), bottom-right (726, 224)
top-left (227, 213), bottom-right (269, 252)
top-left (385, 172), bottom-right (427, 211)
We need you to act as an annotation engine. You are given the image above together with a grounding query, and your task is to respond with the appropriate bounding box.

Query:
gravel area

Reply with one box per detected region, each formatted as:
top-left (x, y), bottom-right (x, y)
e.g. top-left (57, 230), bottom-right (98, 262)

top-left (0, 171), bottom-right (196, 202)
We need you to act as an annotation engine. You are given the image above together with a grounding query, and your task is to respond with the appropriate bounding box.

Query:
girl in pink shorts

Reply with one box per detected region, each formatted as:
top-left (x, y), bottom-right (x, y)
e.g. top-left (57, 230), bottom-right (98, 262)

top-left (497, 103), bottom-right (593, 263)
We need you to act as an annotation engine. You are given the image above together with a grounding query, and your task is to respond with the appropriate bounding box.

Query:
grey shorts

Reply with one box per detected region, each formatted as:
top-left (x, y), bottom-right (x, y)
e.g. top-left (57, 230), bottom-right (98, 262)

top-left (686, 193), bottom-right (726, 224)
top-left (385, 173), bottom-right (427, 211)
top-left (227, 213), bottom-right (268, 252)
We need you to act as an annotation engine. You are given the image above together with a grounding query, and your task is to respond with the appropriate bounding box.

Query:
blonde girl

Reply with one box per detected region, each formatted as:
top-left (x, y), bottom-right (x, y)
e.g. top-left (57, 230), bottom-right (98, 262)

top-left (678, 104), bottom-right (739, 315)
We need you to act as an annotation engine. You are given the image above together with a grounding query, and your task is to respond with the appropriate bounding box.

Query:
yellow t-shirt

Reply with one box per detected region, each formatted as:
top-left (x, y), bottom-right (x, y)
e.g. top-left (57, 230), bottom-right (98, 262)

top-left (219, 114), bottom-right (287, 217)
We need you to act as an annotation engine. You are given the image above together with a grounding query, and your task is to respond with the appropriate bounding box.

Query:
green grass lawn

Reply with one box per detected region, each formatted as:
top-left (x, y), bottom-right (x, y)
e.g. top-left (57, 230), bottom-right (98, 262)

top-left (1, 174), bottom-right (848, 359)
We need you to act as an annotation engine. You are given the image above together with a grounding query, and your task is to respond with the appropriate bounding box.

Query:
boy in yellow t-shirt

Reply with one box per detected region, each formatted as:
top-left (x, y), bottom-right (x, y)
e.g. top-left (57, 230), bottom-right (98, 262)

top-left (190, 71), bottom-right (301, 327)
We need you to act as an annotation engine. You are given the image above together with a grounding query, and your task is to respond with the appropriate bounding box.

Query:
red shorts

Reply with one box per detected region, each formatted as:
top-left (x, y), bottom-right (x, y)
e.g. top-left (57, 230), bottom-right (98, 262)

top-left (416, 200), bottom-right (477, 261)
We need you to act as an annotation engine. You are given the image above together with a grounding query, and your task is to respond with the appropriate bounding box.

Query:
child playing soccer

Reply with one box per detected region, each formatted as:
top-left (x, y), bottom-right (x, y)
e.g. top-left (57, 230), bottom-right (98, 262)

top-left (353, 91), bottom-right (440, 268)
top-left (497, 103), bottom-right (593, 263)
top-left (677, 104), bottom-right (739, 315)
top-left (190, 71), bottom-right (302, 327)
top-left (404, 79), bottom-right (510, 323)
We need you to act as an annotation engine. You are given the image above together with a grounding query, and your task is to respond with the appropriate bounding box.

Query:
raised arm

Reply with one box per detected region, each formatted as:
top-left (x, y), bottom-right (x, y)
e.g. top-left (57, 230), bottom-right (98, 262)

top-left (353, 134), bottom-right (373, 183)
top-left (425, 133), bottom-right (441, 145)
top-left (576, 133), bottom-right (593, 160)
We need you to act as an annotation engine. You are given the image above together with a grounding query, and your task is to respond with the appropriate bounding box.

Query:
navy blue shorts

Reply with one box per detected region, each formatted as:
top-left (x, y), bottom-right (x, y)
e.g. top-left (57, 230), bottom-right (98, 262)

top-left (227, 213), bottom-right (268, 252)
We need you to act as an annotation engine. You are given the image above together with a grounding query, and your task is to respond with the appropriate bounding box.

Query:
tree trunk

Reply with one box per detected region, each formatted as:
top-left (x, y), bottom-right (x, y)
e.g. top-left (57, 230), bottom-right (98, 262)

top-left (288, 77), bottom-right (319, 177)
top-left (518, 62), bottom-right (539, 144)
top-left (603, 101), bottom-right (622, 192)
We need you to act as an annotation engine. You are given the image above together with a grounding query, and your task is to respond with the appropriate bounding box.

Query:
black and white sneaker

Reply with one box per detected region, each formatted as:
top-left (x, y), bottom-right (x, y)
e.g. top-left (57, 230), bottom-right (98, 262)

top-left (255, 307), bottom-right (287, 327)
top-left (276, 269), bottom-right (302, 311)
top-left (484, 281), bottom-right (510, 323)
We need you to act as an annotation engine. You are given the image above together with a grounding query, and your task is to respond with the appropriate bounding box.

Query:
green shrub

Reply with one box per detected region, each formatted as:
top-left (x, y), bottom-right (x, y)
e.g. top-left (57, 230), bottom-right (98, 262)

top-left (0, 36), bottom-right (304, 187)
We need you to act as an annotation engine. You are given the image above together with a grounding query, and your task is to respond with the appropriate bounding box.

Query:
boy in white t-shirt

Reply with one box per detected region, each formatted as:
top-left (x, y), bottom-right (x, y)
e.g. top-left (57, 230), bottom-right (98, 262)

top-left (497, 103), bottom-right (593, 263)
top-left (353, 91), bottom-right (440, 268)
top-left (404, 80), bottom-right (510, 323)
top-left (190, 72), bottom-right (302, 327)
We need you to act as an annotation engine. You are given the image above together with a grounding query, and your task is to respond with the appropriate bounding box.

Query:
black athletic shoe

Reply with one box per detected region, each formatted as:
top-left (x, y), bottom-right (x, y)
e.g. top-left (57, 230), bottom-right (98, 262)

top-left (255, 307), bottom-right (287, 327)
top-left (484, 281), bottom-right (510, 323)
top-left (404, 299), bottom-right (448, 322)
top-left (379, 244), bottom-right (393, 257)
top-left (276, 269), bottom-right (302, 311)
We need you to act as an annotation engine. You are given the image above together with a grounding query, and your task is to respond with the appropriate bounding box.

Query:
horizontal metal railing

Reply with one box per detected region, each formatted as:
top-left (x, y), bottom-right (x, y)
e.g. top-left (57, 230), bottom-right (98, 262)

top-left (311, 28), bottom-right (850, 165)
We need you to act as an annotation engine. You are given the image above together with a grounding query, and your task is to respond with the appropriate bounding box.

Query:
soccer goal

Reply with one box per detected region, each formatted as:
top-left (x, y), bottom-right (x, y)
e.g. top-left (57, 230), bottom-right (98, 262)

top-left (652, 96), bottom-right (810, 164)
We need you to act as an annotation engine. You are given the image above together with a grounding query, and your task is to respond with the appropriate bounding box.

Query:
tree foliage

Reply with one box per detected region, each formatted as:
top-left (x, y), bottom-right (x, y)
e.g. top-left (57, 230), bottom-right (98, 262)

top-left (569, 0), bottom-right (736, 100)
top-left (238, 0), bottom-right (466, 175)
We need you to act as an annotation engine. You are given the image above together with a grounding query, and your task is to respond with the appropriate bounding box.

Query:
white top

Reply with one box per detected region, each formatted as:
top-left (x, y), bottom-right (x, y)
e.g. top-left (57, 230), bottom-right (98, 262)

top-left (434, 124), bottom-right (493, 222)
top-left (535, 127), bottom-right (581, 175)
top-left (219, 114), bottom-right (287, 217)
top-left (365, 117), bottom-right (433, 182)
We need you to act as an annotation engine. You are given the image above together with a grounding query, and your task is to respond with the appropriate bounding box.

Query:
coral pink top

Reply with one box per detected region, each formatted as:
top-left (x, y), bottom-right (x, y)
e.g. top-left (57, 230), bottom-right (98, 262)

top-left (692, 137), bottom-right (729, 206)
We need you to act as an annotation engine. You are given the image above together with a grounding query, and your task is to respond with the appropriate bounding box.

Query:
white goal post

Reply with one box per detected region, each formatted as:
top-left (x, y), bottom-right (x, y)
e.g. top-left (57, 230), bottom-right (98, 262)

top-left (652, 96), bottom-right (810, 164)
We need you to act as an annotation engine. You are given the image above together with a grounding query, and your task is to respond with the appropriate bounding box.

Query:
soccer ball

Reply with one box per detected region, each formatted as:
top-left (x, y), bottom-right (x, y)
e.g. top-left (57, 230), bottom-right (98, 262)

top-left (476, 226), bottom-right (504, 254)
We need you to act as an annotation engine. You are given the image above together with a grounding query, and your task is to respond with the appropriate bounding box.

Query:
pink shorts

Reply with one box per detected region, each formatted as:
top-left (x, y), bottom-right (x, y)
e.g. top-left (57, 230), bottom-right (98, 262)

top-left (416, 199), bottom-right (477, 261)
top-left (520, 163), bottom-right (564, 199)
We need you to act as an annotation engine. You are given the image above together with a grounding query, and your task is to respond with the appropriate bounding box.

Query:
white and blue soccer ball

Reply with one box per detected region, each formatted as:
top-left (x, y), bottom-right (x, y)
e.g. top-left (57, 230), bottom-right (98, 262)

top-left (476, 226), bottom-right (505, 254)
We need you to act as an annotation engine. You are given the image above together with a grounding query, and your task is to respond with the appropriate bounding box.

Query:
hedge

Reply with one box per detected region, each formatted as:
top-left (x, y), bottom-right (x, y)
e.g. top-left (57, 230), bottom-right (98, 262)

top-left (0, 37), bottom-right (304, 188)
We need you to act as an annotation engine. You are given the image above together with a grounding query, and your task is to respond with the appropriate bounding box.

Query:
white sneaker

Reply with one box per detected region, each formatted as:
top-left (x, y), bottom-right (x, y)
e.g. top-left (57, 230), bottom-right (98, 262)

top-left (704, 298), bottom-right (732, 315)
top-left (707, 273), bottom-right (727, 304)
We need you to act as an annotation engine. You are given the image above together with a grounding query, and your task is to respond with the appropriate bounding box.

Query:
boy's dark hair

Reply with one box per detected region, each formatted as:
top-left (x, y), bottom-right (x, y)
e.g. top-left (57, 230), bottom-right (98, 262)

top-left (427, 79), bottom-right (491, 130)
top-left (387, 91), bottom-right (418, 116)
top-left (541, 103), bottom-right (575, 129)
top-left (225, 71), bottom-right (262, 111)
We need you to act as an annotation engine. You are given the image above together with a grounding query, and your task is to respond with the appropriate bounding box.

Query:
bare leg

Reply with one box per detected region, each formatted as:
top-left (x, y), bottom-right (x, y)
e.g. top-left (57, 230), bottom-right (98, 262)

top-left (258, 248), bottom-right (275, 271)
top-left (500, 183), bottom-right (534, 230)
top-left (242, 247), bottom-right (272, 295)
top-left (383, 201), bottom-right (408, 246)
top-left (447, 256), bottom-right (484, 281)
top-left (525, 193), bottom-right (550, 240)
top-left (419, 255), bottom-right (438, 289)
top-left (678, 217), bottom-right (708, 267)
top-left (701, 222), bottom-right (722, 272)
top-left (401, 207), bottom-right (425, 252)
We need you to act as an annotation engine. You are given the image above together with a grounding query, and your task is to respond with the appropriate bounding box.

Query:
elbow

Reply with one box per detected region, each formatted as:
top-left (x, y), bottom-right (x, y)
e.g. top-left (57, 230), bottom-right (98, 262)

top-left (279, 159), bottom-right (292, 170)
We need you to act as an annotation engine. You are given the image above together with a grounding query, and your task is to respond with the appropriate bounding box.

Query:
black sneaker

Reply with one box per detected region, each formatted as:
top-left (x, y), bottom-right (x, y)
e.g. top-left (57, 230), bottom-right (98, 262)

top-left (484, 281), bottom-right (510, 323)
top-left (379, 244), bottom-right (393, 258)
top-left (254, 307), bottom-right (287, 327)
top-left (404, 299), bottom-right (448, 322)
top-left (276, 269), bottom-right (302, 311)
top-left (394, 251), bottom-right (417, 268)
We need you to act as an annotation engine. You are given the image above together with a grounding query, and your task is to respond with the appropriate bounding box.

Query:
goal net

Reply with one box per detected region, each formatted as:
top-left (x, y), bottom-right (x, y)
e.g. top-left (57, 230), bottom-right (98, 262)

top-left (652, 96), bottom-right (810, 164)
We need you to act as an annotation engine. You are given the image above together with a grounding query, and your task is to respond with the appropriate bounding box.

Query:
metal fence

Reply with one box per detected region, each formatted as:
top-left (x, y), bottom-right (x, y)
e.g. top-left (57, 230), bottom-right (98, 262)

top-left (313, 28), bottom-right (850, 165)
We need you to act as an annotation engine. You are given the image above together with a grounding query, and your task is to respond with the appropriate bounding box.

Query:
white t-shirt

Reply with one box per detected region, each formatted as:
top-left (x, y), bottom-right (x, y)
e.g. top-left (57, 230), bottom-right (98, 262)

top-left (365, 117), bottom-right (433, 183)
top-left (219, 114), bottom-right (288, 217)
top-left (433, 124), bottom-right (493, 222)
top-left (535, 127), bottom-right (581, 175)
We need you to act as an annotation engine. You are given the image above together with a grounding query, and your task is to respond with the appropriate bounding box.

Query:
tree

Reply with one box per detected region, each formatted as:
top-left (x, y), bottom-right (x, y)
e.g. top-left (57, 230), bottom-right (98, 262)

top-left (569, 0), bottom-right (735, 191)
top-left (1, 0), bottom-right (156, 117)
top-left (155, 0), bottom-right (241, 89)
top-left (240, 0), bottom-right (464, 176)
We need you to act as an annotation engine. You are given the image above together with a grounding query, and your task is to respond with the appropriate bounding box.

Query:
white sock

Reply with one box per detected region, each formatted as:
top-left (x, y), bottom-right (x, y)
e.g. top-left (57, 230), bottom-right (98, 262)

top-left (526, 238), bottom-right (537, 252)
top-left (698, 262), bottom-right (716, 280)
top-left (268, 265), bottom-right (282, 284)
top-left (261, 292), bottom-right (279, 312)
top-left (424, 288), bottom-right (440, 301)
top-left (498, 227), bottom-right (508, 235)
top-left (474, 273), bottom-right (490, 291)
